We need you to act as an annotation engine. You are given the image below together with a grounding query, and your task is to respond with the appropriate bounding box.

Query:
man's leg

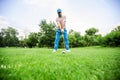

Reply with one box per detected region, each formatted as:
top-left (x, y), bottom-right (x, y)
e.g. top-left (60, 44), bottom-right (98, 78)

top-left (63, 29), bottom-right (70, 50)
top-left (54, 29), bottom-right (61, 50)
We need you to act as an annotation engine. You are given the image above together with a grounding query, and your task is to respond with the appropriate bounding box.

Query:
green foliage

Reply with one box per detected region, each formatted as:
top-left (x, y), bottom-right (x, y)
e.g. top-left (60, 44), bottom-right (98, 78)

top-left (85, 27), bottom-right (98, 36)
top-left (74, 32), bottom-right (84, 47)
top-left (84, 34), bottom-right (102, 46)
top-left (26, 32), bottom-right (38, 48)
top-left (102, 31), bottom-right (120, 47)
top-left (19, 39), bottom-right (27, 48)
top-left (84, 28), bottom-right (100, 46)
top-left (38, 20), bottom-right (56, 48)
top-left (68, 29), bottom-right (74, 35)
top-left (0, 32), bottom-right (4, 47)
top-left (112, 26), bottom-right (120, 32)
top-left (68, 31), bottom-right (85, 48)
top-left (68, 34), bottom-right (76, 47)
top-left (68, 28), bottom-right (101, 47)
top-left (0, 27), bottom-right (19, 47)
top-left (0, 22), bottom-right (119, 47)
top-left (94, 34), bottom-right (102, 45)
top-left (84, 34), bottom-right (93, 46)
top-left (0, 47), bottom-right (120, 80)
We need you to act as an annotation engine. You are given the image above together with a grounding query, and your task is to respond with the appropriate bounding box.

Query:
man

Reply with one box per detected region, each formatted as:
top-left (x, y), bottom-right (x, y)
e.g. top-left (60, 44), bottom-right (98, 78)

top-left (53, 9), bottom-right (70, 52)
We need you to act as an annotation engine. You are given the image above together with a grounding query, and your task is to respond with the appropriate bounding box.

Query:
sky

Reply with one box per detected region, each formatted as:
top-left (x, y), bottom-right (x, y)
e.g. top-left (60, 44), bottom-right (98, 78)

top-left (0, 0), bottom-right (120, 37)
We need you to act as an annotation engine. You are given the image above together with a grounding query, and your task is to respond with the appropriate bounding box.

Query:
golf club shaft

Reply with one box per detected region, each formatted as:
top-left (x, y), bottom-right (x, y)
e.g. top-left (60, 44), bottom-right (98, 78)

top-left (62, 33), bottom-right (65, 49)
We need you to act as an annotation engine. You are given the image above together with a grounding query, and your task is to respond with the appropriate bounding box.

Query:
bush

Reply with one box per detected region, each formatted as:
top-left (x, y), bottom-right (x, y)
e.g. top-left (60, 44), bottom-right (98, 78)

top-left (102, 31), bottom-right (120, 47)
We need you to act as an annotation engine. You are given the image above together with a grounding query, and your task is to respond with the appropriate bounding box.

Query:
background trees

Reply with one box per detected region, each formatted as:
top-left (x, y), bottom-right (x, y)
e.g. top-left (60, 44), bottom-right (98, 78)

top-left (102, 26), bottom-right (120, 47)
top-left (68, 28), bottom-right (101, 47)
top-left (0, 27), bottom-right (19, 47)
top-left (26, 32), bottom-right (38, 48)
top-left (38, 20), bottom-right (56, 48)
top-left (0, 20), bottom-right (119, 48)
top-left (84, 27), bottom-right (100, 46)
top-left (68, 30), bottom-right (84, 47)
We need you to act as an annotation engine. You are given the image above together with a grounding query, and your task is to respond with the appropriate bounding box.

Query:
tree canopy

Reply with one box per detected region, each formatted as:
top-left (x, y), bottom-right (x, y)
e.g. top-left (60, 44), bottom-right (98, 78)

top-left (0, 20), bottom-right (119, 47)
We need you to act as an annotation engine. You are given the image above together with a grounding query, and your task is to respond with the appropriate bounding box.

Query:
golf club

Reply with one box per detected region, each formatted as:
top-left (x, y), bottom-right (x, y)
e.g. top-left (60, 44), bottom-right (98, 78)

top-left (61, 32), bottom-right (66, 54)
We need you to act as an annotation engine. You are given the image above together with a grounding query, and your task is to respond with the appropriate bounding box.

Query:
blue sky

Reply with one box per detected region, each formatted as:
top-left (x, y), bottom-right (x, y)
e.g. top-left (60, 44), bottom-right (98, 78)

top-left (0, 0), bottom-right (120, 37)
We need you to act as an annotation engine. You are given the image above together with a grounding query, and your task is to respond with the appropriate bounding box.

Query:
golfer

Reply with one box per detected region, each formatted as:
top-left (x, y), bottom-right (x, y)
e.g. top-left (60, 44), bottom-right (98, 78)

top-left (53, 9), bottom-right (70, 52)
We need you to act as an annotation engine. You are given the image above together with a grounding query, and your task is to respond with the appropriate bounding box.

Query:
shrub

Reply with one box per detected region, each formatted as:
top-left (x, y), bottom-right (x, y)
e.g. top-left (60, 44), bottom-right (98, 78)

top-left (102, 31), bottom-right (120, 47)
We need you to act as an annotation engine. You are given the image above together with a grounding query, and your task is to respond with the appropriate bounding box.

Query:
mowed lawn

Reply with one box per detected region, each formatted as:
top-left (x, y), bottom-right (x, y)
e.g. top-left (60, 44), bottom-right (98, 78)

top-left (0, 47), bottom-right (120, 80)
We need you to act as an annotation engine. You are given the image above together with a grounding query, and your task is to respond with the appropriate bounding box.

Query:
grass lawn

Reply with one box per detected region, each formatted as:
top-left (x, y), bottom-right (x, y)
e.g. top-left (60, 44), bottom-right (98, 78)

top-left (0, 46), bottom-right (120, 80)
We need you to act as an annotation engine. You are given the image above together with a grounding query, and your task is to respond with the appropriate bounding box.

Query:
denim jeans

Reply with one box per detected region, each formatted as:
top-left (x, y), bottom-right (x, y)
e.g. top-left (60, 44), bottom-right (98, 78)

top-left (54, 28), bottom-right (69, 50)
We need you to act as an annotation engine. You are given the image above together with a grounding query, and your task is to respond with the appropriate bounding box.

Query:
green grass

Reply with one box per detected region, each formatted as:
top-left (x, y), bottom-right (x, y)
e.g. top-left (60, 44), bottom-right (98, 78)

top-left (0, 47), bottom-right (120, 80)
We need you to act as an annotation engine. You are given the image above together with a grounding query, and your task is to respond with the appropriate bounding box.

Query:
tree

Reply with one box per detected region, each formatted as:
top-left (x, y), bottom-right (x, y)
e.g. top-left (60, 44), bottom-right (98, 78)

top-left (68, 35), bottom-right (76, 48)
top-left (112, 26), bottom-right (120, 32)
top-left (38, 20), bottom-right (56, 48)
top-left (85, 27), bottom-right (98, 36)
top-left (68, 30), bottom-right (85, 47)
top-left (74, 32), bottom-right (83, 47)
top-left (0, 27), bottom-right (19, 47)
top-left (84, 34), bottom-right (92, 46)
top-left (26, 32), bottom-right (38, 48)
top-left (102, 26), bottom-right (120, 47)
top-left (69, 29), bottom-right (74, 35)
top-left (94, 34), bottom-right (102, 45)
top-left (0, 31), bottom-right (4, 47)
top-left (103, 31), bottom-right (120, 47)
top-left (84, 27), bottom-right (99, 46)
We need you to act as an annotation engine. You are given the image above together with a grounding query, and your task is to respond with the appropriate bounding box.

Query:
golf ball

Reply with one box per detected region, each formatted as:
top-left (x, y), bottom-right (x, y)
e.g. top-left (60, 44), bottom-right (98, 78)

top-left (62, 51), bottom-right (66, 53)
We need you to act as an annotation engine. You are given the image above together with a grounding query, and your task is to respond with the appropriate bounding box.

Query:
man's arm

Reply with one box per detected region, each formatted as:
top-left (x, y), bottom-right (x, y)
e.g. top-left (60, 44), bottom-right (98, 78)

top-left (61, 16), bottom-right (66, 33)
top-left (61, 21), bottom-right (65, 33)
top-left (57, 22), bottom-right (62, 29)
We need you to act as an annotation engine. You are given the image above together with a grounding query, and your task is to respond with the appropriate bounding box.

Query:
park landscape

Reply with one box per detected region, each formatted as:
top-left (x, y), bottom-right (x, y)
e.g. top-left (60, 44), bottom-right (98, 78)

top-left (0, 0), bottom-right (120, 80)
top-left (0, 22), bottom-right (120, 80)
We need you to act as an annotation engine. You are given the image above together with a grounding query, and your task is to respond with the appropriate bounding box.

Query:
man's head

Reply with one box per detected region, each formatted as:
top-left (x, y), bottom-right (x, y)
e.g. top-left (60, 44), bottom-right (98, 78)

top-left (57, 9), bottom-right (62, 17)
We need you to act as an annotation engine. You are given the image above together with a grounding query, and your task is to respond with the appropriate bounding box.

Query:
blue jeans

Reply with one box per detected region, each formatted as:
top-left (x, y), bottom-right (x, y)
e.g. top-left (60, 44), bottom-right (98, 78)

top-left (54, 28), bottom-right (69, 50)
